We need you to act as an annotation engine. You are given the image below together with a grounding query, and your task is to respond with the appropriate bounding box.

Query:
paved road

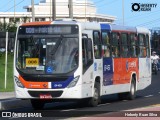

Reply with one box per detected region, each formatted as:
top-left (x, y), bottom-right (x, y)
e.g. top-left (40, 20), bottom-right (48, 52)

top-left (1, 71), bottom-right (160, 119)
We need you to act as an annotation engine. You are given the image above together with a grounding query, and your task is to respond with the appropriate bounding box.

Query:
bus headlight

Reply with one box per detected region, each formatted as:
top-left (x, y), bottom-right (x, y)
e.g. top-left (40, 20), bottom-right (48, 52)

top-left (67, 76), bottom-right (80, 88)
top-left (14, 76), bottom-right (24, 88)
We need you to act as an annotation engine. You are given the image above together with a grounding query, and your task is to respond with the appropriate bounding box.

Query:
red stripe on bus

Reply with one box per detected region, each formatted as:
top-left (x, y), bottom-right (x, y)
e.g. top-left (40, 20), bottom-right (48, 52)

top-left (21, 21), bottom-right (52, 26)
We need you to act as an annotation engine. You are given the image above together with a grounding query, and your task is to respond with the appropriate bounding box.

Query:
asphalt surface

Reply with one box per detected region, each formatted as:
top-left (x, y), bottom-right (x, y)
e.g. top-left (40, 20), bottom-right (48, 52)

top-left (0, 71), bottom-right (160, 119)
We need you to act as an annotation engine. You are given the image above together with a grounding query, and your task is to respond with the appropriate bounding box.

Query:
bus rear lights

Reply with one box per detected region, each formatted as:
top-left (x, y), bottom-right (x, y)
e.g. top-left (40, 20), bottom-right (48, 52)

top-left (67, 76), bottom-right (80, 88)
top-left (14, 76), bottom-right (24, 88)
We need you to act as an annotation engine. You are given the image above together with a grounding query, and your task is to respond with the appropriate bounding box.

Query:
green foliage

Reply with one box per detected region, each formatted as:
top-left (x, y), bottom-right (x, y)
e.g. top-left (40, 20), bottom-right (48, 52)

top-left (0, 53), bottom-right (14, 92)
top-left (0, 21), bottom-right (17, 32)
top-left (0, 16), bottom-right (30, 32)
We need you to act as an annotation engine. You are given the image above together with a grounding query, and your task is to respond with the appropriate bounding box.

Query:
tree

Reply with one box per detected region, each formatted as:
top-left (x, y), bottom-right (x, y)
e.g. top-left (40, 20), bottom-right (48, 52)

top-left (21, 16), bottom-right (30, 23)
top-left (0, 21), bottom-right (17, 32)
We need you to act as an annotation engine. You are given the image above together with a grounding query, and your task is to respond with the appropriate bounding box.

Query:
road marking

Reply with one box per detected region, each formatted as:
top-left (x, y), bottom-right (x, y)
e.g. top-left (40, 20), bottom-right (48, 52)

top-left (144, 95), bottom-right (153, 98)
top-left (98, 103), bottom-right (111, 106)
top-left (61, 109), bottom-right (77, 112)
top-left (151, 104), bottom-right (160, 107)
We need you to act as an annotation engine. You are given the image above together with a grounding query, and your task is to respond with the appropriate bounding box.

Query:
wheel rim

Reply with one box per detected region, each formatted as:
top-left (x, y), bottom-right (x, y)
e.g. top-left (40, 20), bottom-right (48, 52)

top-left (131, 82), bottom-right (135, 96)
top-left (93, 88), bottom-right (98, 102)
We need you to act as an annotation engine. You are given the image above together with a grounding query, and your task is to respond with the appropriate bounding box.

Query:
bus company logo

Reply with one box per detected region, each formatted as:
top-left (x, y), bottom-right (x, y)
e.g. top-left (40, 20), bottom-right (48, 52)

top-left (43, 84), bottom-right (47, 88)
top-left (126, 61), bottom-right (137, 71)
top-left (94, 63), bottom-right (97, 71)
top-left (54, 84), bottom-right (62, 88)
top-left (131, 3), bottom-right (157, 12)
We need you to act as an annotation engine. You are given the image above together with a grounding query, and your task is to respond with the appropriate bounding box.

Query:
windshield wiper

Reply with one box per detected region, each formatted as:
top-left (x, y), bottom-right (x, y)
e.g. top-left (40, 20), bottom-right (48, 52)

top-left (50, 35), bottom-right (63, 57)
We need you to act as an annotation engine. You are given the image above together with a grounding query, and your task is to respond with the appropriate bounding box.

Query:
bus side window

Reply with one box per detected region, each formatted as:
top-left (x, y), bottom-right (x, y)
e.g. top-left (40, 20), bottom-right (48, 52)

top-left (138, 34), bottom-right (146, 57)
top-left (93, 31), bottom-right (102, 59)
top-left (102, 31), bottom-right (111, 57)
top-left (121, 33), bottom-right (129, 58)
top-left (130, 34), bottom-right (138, 57)
top-left (111, 33), bottom-right (120, 58)
top-left (145, 34), bottom-right (150, 57)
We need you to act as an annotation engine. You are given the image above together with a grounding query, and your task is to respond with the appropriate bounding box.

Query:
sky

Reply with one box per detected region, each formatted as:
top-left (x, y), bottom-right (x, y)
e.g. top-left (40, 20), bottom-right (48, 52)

top-left (0, 0), bottom-right (160, 29)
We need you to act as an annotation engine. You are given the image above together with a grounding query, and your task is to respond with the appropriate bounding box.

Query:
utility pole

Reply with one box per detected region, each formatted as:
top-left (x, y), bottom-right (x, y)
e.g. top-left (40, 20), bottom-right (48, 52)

top-left (50, 0), bottom-right (52, 21)
top-left (85, 0), bottom-right (87, 22)
top-left (68, 0), bottom-right (73, 19)
top-left (31, 0), bottom-right (35, 22)
top-left (52, 0), bottom-right (56, 20)
top-left (122, 0), bottom-right (124, 25)
top-left (14, 0), bottom-right (16, 22)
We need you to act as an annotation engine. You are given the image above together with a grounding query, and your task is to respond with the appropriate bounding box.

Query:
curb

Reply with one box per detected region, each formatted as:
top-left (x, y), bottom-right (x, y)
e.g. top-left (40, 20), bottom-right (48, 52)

top-left (0, 99), bottom-right (31, 110)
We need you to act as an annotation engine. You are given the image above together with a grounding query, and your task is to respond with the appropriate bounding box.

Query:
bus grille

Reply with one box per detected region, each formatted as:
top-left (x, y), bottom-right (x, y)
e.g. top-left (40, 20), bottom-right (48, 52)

top-left (28, 91), bottom-right (63, 97)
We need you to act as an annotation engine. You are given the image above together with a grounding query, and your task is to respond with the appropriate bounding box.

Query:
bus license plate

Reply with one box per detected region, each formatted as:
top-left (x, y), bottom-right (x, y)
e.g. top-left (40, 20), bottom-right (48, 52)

top-left (40, 94), bottom-right (52, 99)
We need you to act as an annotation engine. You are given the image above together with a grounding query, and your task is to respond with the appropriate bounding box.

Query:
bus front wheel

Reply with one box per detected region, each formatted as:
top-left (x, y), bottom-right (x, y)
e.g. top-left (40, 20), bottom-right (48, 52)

top-left (88, 82), bottom-right (100, 107)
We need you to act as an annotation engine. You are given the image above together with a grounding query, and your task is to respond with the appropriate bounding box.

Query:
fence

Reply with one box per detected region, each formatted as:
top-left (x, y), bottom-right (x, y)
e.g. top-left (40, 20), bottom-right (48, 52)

top-left (0, 32), bottom-right (15, 91)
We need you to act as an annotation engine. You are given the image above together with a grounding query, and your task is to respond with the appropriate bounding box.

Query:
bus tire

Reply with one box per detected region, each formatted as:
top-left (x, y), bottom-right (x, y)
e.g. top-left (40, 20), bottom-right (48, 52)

top-left (31, 99), bottom-right (45, 110)
top-left (127, 78), bottom-right (136, 100)
top-left (88, 82), bottom-right (100, 107)
top-left (118, 77), bottom-right (136, 100)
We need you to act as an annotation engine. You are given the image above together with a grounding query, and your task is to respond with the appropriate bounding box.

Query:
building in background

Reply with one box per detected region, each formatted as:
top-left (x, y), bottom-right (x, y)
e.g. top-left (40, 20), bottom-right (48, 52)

top-left (0, 0), bottom-right (116, 24)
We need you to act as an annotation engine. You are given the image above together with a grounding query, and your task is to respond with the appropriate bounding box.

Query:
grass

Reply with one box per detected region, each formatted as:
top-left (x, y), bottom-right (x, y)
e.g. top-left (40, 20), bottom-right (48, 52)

top-left (0, 53), bottom-right (14, 92)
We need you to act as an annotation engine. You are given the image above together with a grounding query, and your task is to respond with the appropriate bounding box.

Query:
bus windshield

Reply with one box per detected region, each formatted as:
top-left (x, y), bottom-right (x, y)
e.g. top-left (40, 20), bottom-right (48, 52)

top-left (16, 26), bottom-right (79, 75)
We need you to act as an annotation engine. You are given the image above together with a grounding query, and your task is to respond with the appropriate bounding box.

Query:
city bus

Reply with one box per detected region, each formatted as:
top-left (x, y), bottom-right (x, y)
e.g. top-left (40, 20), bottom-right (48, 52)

top-left (14, 19), bottom-right (151, 109)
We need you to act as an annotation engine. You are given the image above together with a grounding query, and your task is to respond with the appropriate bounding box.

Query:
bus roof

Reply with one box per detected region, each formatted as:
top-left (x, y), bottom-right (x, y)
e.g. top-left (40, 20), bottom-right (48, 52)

top-left (136, 27), bottom-right (150, 34)
top-left (110, 24), bottom-right (136, 32)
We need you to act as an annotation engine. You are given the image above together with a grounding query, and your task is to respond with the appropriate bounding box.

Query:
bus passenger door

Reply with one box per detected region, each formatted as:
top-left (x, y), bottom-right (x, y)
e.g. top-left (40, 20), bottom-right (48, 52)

top-left (82, 38), bottom-right (94, 97)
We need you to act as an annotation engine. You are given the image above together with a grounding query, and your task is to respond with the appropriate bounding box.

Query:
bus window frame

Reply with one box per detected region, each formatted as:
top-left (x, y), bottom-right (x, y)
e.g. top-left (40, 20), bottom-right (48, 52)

top-left (130, 33), bottom-right (139, 58)
top-left (145, 34), bottom-right (150, 58)
top-left (138, 34), bottom-right (146, 58)
top-left (101, 31), bottom-right (111, 58)
top-left (93, 30), bottom-right (102, 59)
top-left (111, 32), bottom-right (121, 58)
top-left (121, 33), bottom-right (130, 58)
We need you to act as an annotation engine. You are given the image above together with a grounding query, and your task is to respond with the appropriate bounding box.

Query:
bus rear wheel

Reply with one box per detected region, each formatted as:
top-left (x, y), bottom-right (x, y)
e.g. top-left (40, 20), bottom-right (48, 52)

top-left (118, 78), bottom-right (136, 100)
top-left (88, 82), bottom-right (100, 107)
top-left (127, 78), bottom-right (136, 100)
top-left (31, 99), bottom-right (45, 110)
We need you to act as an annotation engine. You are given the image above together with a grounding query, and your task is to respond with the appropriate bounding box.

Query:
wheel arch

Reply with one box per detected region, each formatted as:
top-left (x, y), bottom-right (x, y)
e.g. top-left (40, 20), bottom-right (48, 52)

top-left (94, 76), bottom-right (101, 95)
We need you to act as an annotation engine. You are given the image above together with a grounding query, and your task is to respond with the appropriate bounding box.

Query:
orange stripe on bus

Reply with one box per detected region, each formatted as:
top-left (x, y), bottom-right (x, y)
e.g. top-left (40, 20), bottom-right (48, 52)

top-left (21, 21), bottom-right (52, 26)
top-left (19, 76), bottom-right (49, 89)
